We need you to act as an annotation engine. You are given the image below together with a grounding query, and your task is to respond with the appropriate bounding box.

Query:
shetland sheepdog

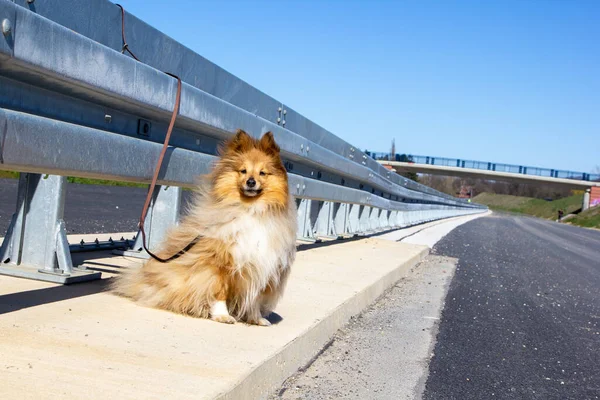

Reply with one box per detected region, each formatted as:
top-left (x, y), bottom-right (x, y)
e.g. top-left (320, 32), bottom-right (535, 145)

top-left (113, 130), bottom-right (297, 326)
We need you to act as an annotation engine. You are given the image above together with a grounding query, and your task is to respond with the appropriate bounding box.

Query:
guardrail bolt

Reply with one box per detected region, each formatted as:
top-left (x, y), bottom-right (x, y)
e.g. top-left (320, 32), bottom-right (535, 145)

top-left (283, 109), bottom-right (287, 115)
top-left (104, 114), bottom-right (112, 123)
top-left (1, 19), bottom-right (12, 36)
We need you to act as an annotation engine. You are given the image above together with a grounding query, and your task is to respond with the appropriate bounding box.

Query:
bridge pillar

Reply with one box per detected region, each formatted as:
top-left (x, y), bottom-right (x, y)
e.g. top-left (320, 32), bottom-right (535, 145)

top-left (582, 188), bottom-right (591, 211)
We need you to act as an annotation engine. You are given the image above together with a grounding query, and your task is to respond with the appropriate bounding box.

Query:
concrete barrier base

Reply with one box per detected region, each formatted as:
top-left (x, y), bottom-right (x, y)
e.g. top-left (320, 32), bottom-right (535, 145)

top-left (0, 238), bottom-right (428, 400)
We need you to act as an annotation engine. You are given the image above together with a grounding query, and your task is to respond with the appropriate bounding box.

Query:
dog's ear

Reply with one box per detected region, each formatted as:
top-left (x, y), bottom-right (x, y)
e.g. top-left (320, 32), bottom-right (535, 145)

top-left (224, 129), bottom-right (254, 153)
top-left (259, 132), bottom-right (280, 155)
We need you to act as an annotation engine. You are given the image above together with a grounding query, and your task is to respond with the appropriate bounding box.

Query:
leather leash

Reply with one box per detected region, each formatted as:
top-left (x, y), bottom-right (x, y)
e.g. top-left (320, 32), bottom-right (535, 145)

top-left (116, 4), bottom-right (200, 263)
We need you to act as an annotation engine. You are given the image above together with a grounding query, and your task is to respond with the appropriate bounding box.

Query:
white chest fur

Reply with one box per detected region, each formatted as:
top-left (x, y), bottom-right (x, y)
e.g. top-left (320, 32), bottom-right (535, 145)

top-left (219, 210), bottom-right (294, 285)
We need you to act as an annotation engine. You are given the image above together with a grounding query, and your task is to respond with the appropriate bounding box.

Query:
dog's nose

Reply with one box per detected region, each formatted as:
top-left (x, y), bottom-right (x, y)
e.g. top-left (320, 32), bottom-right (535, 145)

top-left (246, 178), bottom-right (256, 188)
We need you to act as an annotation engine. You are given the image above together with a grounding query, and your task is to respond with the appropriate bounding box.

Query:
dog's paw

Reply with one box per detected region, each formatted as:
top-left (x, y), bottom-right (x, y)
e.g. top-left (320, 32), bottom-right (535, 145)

top-left (247, 317), bottom-right (272, 327)
top-left (211, 314), bottom-right (236, 324)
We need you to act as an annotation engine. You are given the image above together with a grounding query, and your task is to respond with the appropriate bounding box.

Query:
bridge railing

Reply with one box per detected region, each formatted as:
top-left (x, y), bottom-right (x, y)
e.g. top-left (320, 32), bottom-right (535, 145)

top-left (369, 152), bottom-right (599, 182)
top-left (0, 0), bottom-right (485, 284)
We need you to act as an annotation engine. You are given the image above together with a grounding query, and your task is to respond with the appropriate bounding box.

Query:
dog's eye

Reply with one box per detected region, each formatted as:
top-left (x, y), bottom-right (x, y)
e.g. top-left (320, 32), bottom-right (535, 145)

top-left (240, 169), bottom-right (247, 174)
top-left (259, 171), bottom-right (266, 176)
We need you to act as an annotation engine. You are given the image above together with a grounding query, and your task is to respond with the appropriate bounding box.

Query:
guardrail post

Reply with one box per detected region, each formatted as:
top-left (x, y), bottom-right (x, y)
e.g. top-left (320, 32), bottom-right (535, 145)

top-left (406, 211), bottom-right (415, 226)
top-left (114, 185), bottom-right (181, 258)
top-left (396, 211), bottom-right (405, 227)
top-left (369, 208), bottom-right (381, 231)
top-left (359, 206), bottom-right (372, 233)
top-left (388, 211), bottom-right (398, 228)
top-left (314, 201), bottom-right (338, 239)
top-left (379, 209), bottom-right (390, 229)
top-left (0, 173), bottom-right (101, 283)
top-left (347, 204), bottom-right (361, 235)
top-left (333, 203), bottom-right (352, 237)
top-left (296, 198), bottom-right (318, 242)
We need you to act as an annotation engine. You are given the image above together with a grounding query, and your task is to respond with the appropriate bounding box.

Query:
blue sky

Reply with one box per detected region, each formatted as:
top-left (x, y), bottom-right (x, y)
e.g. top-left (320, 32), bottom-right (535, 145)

top-left (121, 0), bottom-right (599, 173)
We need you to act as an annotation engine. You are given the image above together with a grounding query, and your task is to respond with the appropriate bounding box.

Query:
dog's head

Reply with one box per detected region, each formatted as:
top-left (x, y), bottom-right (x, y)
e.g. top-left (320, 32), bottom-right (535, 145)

top-left (212, 130), bottom-right (288, 209)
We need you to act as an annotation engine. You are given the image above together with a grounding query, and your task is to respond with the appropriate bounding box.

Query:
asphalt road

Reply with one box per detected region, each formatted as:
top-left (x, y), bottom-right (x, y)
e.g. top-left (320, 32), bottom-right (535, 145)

top-left (425, 214), bottom-right (600, 400)
top-left (270, 214), bottom-right (600, 400)
top-left (0, 178), bottom-right (192, 235)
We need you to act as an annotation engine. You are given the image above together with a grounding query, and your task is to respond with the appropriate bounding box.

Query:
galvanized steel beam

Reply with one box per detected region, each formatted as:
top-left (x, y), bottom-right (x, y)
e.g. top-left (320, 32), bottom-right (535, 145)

top-left (0, 1), bottom-right (480, 208)
top-left (6, 0), bottom-right (467, 201)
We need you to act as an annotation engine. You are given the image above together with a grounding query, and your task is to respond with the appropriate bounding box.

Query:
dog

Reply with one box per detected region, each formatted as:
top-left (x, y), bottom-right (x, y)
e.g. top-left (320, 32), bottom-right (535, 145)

top-left (113, 130), bottom-right (297, 326)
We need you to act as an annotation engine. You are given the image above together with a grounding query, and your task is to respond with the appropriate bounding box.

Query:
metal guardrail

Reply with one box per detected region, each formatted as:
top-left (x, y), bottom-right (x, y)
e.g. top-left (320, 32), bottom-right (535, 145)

top-left (369, 152), bottom-right (600, 182)
top-left (0, 0), bottom-right (485, 284)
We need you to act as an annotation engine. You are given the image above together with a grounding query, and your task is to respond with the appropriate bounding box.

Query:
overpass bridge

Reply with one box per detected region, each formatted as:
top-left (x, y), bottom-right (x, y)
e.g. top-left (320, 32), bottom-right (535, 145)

top-left (373, 153), bottom-right (599, 210)
top-left (372, 153), bottom-right (599, 188)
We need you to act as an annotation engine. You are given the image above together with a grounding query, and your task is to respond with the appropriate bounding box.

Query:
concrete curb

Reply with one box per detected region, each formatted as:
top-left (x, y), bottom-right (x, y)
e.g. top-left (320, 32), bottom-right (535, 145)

top-left (219, 246), bottom-right (430, 400)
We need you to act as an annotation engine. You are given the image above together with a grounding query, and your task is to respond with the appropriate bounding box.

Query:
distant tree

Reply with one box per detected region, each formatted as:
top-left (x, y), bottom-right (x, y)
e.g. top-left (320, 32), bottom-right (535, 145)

top-left (416, 175), bottom-right (574, 200)
top-left (402, 171), bottom-right (419, 182)
top-left (390, 139), bottom-right (396, 161)
top-left (394, 154), bottom-right (418, 181)
top-left (396, 154), bottom-right (414, 163)
top-left (419, 175), bottom-right (455, 195)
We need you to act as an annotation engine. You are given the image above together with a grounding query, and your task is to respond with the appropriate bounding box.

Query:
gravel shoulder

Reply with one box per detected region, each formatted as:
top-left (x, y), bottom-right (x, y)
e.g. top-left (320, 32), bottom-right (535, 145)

top-left (269, 255), bottom-right (459, 400)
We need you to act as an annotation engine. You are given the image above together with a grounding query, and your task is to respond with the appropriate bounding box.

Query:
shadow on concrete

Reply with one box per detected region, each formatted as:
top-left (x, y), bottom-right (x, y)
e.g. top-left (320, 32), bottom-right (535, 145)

top-left (297, 235), bottom-right (363, 251)
top-left (0, 278), bottom-right (112, 315)
top-left (296, 225), bottom-right (411, 251)
top-left (266, 312), bottom-right (283, 325)
top-left (0, 250), bottom-right (129, 315)
top-left (0, 224), bottom-right (415, 316)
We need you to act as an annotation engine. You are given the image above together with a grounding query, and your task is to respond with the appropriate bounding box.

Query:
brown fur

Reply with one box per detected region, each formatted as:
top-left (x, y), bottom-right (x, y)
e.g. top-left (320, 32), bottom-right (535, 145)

top-left (112, 130), bottom-right (297, 325)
